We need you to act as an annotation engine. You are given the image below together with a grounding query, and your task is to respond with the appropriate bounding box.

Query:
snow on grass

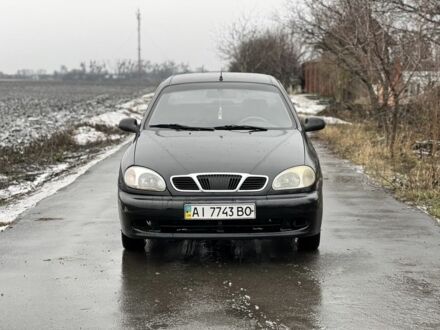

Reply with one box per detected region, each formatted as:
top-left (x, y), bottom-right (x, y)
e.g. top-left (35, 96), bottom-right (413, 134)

top-left (87, 110), bottom-right (139, 127)
top-left (318, 116), bottom-right (350, 125)
top-left (72, 126), bottom-right (122, 145)
top-left (119, 92), bottom-right (153, 112)
top-left (298, 114), bottom-right (351, 125)
top-left (0, 141), bottom-right (129, 227)
top-left (72, 126), bottom-right (108, 145)
top-left (0, 163), bottom-right (69, 200)
top-left (71, 92), bottom-right (153, 145)
top-left (0, 83), bottom-right (147, 148)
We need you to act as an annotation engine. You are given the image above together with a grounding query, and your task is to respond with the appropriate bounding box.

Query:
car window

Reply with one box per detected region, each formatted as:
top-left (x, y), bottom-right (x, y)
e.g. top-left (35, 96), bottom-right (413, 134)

top-left (147, 83), bottom-right (295, 129)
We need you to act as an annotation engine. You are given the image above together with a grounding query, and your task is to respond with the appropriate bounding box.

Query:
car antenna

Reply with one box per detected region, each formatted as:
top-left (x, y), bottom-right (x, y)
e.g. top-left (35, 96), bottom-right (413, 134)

top-left (219, 69), bottom-right (223, 82)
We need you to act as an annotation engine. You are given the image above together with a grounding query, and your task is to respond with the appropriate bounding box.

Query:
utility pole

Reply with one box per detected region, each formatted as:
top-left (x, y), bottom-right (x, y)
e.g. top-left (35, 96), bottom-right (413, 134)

top-left (136, 9), bottom-right (142, 77)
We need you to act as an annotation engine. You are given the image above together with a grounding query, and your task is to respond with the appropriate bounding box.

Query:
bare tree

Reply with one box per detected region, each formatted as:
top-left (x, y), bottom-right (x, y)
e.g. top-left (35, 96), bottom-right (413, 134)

top-left (384, 0), bottom-right (440, 43)
top-left (219, 19), bottom-right (304, 88)
top-left (289, 0), bottom-right (438, 156)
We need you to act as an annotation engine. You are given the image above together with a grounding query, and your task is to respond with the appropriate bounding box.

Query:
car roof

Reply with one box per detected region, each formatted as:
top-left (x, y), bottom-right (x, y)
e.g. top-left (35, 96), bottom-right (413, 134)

top-left (166, 72), bottom-right (279, 86)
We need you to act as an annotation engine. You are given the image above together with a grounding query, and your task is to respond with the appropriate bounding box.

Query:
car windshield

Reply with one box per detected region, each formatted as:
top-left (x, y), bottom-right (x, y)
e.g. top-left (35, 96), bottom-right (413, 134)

top-left (147, 83), bottom-right (295, 130)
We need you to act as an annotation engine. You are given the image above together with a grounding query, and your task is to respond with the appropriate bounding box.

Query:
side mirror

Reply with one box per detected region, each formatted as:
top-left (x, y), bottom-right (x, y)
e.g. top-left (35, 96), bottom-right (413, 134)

top-left (304, 117), bottom-right (326, 132)
top-left (119, 118), bottom-right (139, 134)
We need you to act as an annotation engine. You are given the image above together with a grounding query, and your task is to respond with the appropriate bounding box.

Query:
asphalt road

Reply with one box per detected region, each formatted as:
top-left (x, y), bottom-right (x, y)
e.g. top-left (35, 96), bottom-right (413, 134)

top-left (1, 142), bottom-right (440, 329)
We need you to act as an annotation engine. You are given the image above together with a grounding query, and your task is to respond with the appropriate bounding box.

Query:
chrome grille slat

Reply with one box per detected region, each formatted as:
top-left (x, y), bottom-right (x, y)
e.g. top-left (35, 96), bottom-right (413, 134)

top-left (198, 177), bottom-right (211, 190)
top-left (229, 177), bottom-right (241, 190)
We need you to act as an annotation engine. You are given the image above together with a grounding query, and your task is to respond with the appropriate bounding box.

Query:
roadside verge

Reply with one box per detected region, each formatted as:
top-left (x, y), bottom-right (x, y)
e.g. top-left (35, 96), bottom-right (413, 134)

top-left (0, 93), bottom-right (153, 231)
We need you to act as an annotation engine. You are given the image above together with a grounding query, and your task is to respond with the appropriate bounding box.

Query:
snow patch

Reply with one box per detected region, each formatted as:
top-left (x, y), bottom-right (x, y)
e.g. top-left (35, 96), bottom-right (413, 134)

top-left (314, 115), bottom-right (351, 125)
top-left (87, 111), bottom-right (137, 127)
top-left (298, 114), bottom-right (350, 125)
top-left (290, 94), bottom-right (327, 115)
top-left (291, 93), bottom-right (350, 125)
top-left (0, 225), bottom-right (7, 232)
top-left (72, 93), bottom-right (154, 146)
top-left (0, 163), bottom-right (69, 200)
top-left (73, 126), bottom-right (109, 145)
top-left (119, 92), bottom-right (153, 112)
top-left (88, 92), bottom-right (153, 127)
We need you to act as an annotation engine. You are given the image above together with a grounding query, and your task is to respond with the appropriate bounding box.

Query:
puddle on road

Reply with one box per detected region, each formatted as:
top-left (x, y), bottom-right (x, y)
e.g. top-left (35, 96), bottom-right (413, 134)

top-left (225, 284), bottom-right (290, 329)
top-left (35, 217), bottom-right (64, 222)
top-left (118, 240), bottom-right (322, 329)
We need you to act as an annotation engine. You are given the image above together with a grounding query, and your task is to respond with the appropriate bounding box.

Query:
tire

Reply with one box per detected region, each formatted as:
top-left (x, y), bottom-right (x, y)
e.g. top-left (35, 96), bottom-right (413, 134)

top-left (297, 233), bottom-right (320, 252)
top-left (121, 232), bottom-right (145, 251)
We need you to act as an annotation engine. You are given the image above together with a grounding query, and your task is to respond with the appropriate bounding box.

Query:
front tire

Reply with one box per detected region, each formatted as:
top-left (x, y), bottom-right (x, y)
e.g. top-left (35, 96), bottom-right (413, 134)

top-left (121, 232), bottom-right (145, 251)
top-left (297, 233), bottom-right (320, 251)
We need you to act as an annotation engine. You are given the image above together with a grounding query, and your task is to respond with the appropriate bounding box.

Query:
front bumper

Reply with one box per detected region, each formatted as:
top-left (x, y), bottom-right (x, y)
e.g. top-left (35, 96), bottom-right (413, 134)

top-left (118, 190), bottom-right (322, 239)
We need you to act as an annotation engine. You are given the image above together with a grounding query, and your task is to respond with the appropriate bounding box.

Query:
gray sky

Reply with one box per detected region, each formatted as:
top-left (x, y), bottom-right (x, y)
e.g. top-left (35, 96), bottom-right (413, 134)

top-left (0, 0), bottom-right (287, 74)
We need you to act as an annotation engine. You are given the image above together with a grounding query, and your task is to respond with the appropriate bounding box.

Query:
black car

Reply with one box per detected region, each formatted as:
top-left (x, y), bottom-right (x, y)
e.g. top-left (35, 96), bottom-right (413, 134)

top-left (118, 72), bottom-right (325, 251)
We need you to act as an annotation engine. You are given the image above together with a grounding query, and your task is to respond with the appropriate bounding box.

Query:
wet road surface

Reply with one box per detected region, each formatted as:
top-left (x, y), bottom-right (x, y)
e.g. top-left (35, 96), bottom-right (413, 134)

top-left (1, 142), bottom-right (440, 329)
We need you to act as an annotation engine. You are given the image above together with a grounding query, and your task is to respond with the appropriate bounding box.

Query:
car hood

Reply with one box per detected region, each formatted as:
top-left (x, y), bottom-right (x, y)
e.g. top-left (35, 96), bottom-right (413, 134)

top-left (134, 129), bottom-right (305, 177)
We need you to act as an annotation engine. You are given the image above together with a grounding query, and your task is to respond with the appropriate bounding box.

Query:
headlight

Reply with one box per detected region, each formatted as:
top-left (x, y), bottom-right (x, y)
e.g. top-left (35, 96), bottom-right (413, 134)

top-left (123, 166), bottom-right (166, 191)
top-left (272, 166), bottom-right (316, 190)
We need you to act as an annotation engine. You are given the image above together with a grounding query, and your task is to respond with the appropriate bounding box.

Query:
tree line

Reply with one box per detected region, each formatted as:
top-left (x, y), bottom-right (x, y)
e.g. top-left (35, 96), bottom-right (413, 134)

top-left (0, 60), bottom-right (197, 84)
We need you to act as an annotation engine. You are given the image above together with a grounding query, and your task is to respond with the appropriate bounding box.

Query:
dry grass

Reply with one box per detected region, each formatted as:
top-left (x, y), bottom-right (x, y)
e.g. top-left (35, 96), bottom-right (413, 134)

top-left (0, 131), bottom-right (78, 174)
top-left (0, 129), bottom-right (121, 191)
top-left (318, 124), bottom-right (440, 219)
top-left (78, 123), bottom-right (122, 135)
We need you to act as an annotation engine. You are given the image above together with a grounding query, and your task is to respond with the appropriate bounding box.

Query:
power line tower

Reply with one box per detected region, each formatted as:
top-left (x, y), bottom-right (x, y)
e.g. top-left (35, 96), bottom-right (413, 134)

top-left (136, 8), bottom-right (142, 77)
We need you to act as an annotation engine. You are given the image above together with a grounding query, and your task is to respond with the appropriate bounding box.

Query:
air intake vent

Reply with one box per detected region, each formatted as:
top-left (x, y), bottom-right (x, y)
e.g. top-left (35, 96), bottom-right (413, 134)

top-left (239, 176), bottom-right (267, 191)
top-left (197, 174), bottom-right (242, 190)
top-left (172, 177), bottom-right (199, 191)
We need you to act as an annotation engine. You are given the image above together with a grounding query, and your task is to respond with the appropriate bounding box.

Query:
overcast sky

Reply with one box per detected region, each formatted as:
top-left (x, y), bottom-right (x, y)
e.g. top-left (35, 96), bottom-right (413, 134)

top-left (0, 0), bottom-right (287, 74)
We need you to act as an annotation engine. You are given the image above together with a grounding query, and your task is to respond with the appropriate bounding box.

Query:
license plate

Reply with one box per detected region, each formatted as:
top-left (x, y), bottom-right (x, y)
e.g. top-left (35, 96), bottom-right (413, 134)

top-left (184, 204), bottom-right (256, 220)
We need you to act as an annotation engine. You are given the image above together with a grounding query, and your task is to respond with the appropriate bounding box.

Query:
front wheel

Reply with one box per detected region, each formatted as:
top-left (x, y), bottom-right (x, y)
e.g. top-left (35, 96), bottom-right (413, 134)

top-left (121, 232), bottom-right (145, 251)
top-left (297, 233), bottom-right (320, 251)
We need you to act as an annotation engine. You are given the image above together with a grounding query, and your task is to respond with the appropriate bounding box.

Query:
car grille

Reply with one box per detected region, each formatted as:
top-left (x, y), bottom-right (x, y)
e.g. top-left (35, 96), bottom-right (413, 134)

top-left (172, 177), bottom-right (199, 191)
top-left (240, 176), bottom-right (268, 191)
top-left (197, 174), bottom-right (241, 190)
top-left (171, 173), bottom-right (267, 192)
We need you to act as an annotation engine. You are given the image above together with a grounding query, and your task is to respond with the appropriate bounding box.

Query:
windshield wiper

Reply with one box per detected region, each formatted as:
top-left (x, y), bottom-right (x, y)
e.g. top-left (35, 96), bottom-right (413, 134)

top-left (214, 125), bottom-right (268, 132)
top-left (150, 124), bottom-right (214, 131)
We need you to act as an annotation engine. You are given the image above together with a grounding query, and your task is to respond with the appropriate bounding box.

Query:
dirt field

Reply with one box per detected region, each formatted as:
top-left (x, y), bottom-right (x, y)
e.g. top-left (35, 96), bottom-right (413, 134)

top-left (0, 80), bottom-right (150, 147)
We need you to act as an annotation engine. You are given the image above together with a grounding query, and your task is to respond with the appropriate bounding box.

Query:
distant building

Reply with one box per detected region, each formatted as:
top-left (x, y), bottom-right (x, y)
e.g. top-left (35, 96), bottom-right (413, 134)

top-left (302, 58), bottom-right (369, 104)
top-left (303, 60), bottom-right (333, 96)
